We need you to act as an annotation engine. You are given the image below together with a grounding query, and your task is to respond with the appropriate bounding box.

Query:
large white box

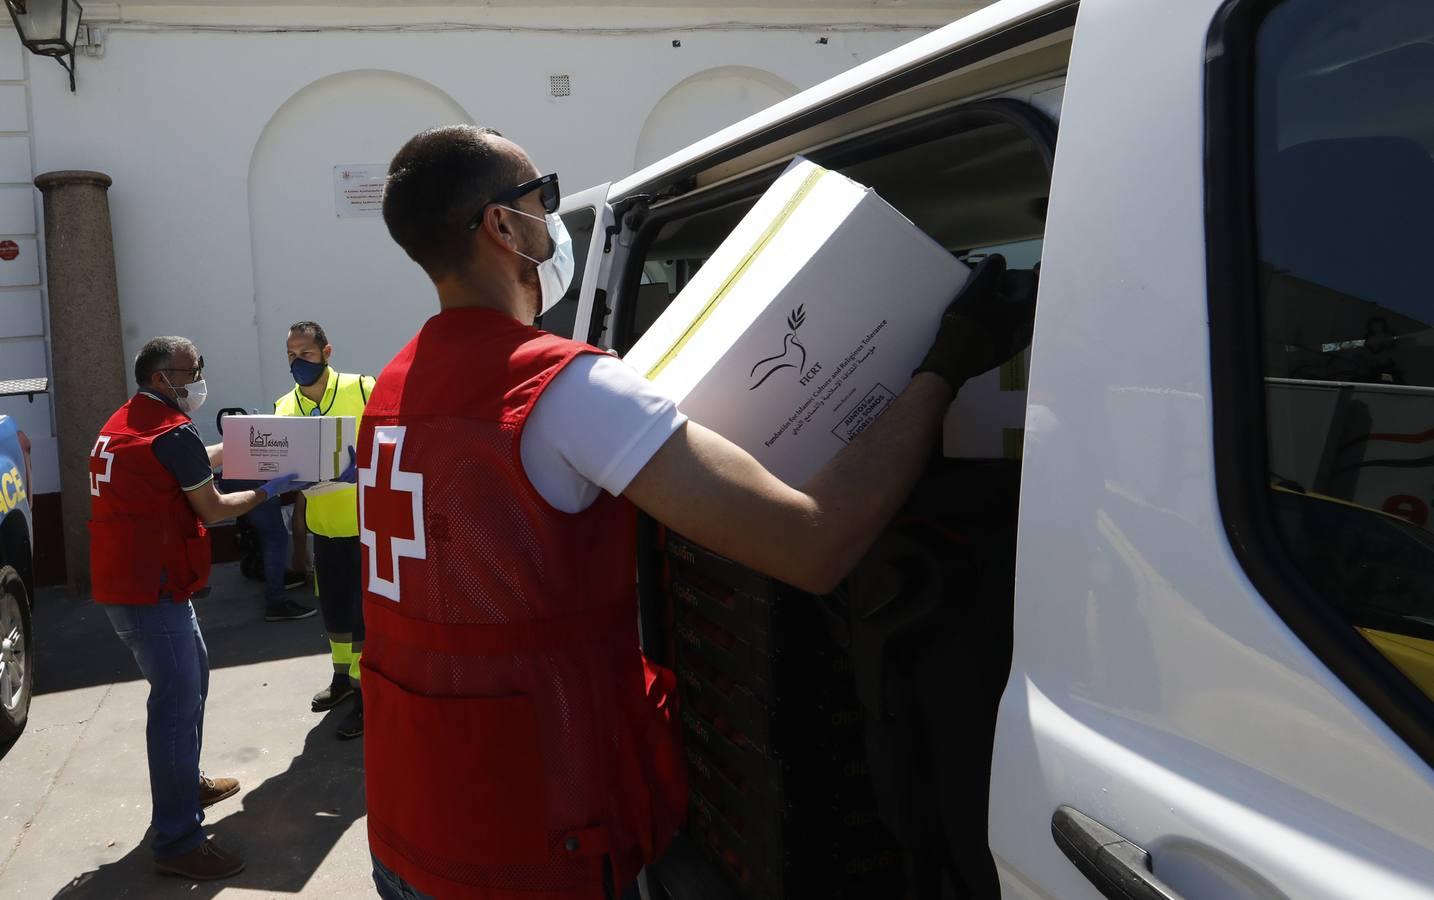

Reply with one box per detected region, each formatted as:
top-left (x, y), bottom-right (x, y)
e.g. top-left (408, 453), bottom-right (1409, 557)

top-left (624, 157), bottom-right (970, 487)
top-left (221, 414), bottom-right (355, 482)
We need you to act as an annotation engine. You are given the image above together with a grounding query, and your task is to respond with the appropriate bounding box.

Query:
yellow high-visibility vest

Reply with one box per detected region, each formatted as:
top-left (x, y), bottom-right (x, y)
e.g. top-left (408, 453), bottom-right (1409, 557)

top-left (274, 370), bottom-right (374, 538)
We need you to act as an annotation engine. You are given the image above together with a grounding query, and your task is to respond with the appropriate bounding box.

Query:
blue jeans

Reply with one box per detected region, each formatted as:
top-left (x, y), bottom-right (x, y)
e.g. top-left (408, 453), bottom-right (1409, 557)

top-left (104, 601), bottom-right (209, 859)
top-left (219, 478), bottom-right (289, 612)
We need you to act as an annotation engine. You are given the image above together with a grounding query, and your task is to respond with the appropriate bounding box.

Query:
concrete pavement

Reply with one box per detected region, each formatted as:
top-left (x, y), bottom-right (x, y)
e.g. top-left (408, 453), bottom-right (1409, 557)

top-left (0, 564), bottom-right (376, 899)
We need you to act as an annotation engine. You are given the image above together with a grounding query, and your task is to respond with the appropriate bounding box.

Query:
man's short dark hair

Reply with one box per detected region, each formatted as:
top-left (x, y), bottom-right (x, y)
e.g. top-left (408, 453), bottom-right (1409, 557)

top-left (289, 320), bottom-right (329, 350)
top-left (134, 336), bottom-right (197, 387)
top-left (382, 125), bottom-right (528, 279)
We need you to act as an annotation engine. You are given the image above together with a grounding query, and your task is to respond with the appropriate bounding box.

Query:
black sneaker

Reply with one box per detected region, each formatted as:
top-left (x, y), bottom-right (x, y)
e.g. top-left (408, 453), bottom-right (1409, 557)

top-left (336, 690), bottom-right (363, 740)
top-left (155, 839), bottom-right (245, 881)
top-left (283, 570), bottom-right (308, 591)
top-left (264, 600), bottom-right (317, 622)
top-left (312, 675), bottom-right (355, 712)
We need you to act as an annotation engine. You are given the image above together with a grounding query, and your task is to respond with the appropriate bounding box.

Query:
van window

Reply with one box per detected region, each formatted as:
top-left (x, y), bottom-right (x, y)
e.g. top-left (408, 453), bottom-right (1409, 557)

top-left (1252, 0), bottom-right (1434, 699)
top-left (619, 114), bottom-right (1051, 354)
top-left (537, 206), bottom-right (596, 339)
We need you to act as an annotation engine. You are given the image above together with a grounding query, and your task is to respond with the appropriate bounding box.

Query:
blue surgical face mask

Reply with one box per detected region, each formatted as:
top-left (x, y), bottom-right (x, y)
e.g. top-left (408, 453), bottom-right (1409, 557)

top-left (290, 357), bottom-right (327, 387)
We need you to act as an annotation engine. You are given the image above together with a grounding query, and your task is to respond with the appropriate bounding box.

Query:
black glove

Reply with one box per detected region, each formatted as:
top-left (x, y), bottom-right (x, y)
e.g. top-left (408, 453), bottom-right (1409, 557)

top-left (915, 254), bottom-right (1038, 393)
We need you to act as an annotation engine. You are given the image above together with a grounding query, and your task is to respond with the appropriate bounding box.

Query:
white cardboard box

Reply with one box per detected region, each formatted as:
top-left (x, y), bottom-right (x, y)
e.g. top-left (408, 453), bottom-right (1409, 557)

top-left (221, 414), bottom-right (355, 483)
top-left (624, 157), bottom-right (971, 487)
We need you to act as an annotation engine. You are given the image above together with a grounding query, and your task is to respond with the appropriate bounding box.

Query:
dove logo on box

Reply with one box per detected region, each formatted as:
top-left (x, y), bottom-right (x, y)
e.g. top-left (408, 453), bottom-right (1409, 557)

top-left (749, 306), bottom-right (811, 391)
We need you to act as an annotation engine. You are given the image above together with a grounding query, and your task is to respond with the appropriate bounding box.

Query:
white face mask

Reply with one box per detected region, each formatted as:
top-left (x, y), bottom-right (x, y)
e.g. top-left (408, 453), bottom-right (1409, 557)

top-left (501, 206), bottom-right (575, 317)
top-left (162, 373), bottom-right (208, 415)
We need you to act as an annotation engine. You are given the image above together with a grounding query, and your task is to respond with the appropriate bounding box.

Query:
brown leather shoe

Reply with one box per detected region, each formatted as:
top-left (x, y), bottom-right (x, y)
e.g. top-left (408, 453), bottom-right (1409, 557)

top-left (199, 774), bottom-right (240, 808)
top-left (155, 839), bottom-right (246, 880)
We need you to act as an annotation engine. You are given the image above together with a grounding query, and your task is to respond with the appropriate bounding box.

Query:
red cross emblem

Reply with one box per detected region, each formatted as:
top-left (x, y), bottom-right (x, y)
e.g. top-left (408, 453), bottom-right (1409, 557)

top-left (359, 426), bottom-right (425, 602)
top-left (89, 435), bottom-right (114, 497)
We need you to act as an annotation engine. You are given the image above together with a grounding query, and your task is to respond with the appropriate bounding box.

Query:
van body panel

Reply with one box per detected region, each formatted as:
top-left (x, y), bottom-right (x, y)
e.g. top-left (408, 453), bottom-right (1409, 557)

top-left (989, 0), bottom-right (1434, 896)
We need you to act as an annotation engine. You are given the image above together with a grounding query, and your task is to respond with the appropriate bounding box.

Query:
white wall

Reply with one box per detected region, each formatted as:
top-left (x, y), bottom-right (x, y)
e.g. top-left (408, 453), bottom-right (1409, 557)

top-left (18, 5), bottom-right (959, 453)
top-left (249, 70), bottom-right (473, 406)
top-left (635, 66), bottom-right (799, 170)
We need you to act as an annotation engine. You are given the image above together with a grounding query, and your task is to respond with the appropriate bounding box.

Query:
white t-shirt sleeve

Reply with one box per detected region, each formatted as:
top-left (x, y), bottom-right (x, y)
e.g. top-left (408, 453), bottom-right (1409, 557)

top-left (520, 353), bottom-right (688, 514)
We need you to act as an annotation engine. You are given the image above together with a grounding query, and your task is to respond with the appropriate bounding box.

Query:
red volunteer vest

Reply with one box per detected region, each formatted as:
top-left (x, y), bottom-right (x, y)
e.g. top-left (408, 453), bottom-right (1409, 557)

top-left (89, 393), bottom-right (211, 604)
top-left (359, 308), bottom-right (687, 899)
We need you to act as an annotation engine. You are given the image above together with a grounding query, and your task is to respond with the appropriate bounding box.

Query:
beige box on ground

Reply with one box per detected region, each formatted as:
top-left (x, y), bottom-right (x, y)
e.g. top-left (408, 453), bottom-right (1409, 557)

top-left (624, 157), bottom-right (970, 488)
top-left (221, 414), bottom-right (355, 482)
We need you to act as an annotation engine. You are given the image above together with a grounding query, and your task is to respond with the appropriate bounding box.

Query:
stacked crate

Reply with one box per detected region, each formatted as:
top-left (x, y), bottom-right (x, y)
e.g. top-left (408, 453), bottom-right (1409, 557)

top-left (663, 531), bottom-right (906, 900)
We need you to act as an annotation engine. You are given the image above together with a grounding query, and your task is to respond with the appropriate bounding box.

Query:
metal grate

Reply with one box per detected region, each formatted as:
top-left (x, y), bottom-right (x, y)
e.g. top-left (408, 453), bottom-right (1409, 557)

top-left (0, 377), bottom-right (48, 400)
top-left (549, 74), bottom-right (571, 98)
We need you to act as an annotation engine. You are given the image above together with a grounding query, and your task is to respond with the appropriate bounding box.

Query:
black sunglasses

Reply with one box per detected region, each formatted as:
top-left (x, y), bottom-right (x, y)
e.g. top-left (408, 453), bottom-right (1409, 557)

top-left (161, 356), bottom-right (205, 380)
top-left (467, 173), bottom-right (560, 230)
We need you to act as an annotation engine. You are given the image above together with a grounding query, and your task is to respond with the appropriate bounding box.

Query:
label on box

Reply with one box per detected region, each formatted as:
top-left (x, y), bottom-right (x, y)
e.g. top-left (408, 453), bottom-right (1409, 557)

top-left (833, 383), bottom-right (896, 445)
top-left (245, 423), bottom-right (292, 473)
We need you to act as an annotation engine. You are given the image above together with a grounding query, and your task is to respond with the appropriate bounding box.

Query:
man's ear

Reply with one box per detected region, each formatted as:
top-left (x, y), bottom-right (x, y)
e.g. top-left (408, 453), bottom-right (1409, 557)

top-left (323, 344), bottom-right (334, 364)
top-left (481, 205), bottom-right (518, 252)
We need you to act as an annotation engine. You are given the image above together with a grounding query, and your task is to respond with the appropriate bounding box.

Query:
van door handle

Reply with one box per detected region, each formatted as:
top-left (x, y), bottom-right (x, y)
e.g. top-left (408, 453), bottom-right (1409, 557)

top-left (1051, 806), bottom-right (1184, 900)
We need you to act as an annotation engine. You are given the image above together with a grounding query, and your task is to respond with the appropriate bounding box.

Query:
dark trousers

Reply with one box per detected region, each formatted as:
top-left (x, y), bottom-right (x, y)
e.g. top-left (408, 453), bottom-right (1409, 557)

top-left (314, 534), bottom-right (363, 686)
top-left (218, 478), bottom-right (289, 613)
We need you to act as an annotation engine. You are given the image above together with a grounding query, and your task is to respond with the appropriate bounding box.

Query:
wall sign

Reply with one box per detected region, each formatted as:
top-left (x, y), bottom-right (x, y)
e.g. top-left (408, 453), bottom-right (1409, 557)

top-left (334, 164), bottom-right (387, 219)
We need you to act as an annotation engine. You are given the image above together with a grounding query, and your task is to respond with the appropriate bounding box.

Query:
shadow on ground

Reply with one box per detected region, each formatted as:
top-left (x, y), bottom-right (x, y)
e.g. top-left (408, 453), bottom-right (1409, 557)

top-left (31, 563), bottom-right (331, 697)
top-left (51, 706), bottom-right (367, 899)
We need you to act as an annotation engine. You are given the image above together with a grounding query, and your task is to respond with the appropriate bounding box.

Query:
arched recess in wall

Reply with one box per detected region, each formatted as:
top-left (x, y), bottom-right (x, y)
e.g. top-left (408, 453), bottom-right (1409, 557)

top-left (248, 70), bottom-right (472, 404)
top-left (634, 67), bottom-right (798, 171)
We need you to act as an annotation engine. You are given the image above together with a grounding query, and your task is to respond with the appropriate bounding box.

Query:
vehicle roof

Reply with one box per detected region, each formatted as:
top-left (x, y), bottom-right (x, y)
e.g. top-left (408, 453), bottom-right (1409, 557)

top-left (608, 0), bottom-right (1072, 199)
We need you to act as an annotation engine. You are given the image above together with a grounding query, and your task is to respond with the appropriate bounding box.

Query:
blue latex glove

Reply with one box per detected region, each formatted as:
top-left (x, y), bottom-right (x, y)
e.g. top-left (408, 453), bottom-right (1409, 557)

top-left (336, 447), bottom-right (358, 484)
top-left (259, 472), bottom-right (312, 499)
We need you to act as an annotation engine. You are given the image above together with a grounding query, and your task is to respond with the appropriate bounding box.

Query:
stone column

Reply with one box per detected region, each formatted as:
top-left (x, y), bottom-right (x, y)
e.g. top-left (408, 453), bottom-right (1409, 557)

top-left (35, 171), bottom-right (127, 592)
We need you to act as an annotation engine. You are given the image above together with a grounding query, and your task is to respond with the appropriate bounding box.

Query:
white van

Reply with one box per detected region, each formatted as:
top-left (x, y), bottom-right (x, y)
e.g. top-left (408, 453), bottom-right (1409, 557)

top-left (550, 0), bottom-right (1434, 897)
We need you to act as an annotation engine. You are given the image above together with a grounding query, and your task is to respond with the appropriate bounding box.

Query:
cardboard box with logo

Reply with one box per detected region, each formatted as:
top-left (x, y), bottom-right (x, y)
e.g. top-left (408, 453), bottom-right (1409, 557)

top-left (220, 415), bottom-right (355, 484)
top-left (625, 157), bottom-right (983, 488)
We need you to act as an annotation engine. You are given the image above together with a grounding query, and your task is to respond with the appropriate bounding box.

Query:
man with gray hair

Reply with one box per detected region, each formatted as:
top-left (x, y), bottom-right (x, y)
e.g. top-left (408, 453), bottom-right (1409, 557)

top-left (88, 336), bottom-right (305, 881)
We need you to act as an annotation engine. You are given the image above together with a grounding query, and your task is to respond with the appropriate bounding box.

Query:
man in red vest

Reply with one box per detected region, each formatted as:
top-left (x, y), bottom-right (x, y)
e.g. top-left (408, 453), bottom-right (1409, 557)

top-left (362, 127), bottom-right (1034, 900)
top-left (90, 336), bottom-right (305, 881)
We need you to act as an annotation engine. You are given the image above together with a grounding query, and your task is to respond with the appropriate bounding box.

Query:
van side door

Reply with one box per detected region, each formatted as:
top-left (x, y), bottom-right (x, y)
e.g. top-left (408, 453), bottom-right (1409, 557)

top-left (989, 0), bottom-right (1434, 897)
top-left (547, 182), bottom-right (613, 342)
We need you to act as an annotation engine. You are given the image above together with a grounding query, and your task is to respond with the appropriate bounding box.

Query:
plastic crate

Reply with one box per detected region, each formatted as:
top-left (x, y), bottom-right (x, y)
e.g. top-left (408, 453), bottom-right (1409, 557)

top-left (687, 744), bottom-right (883, 852)
top-left (672, 603), bottom-right (852, 703)
top-left (668, 562), bottom-right (778, 650)
top-left (665, 532), bottom-right (784, 601)
top-left (675, 646), bottom-right (865, 758)
top-left (679, 703), bottom-right (875, 808)
top-left (687, 798), bottom-right (906, 900)
top-left (665, 531), bottom-right (905, 900)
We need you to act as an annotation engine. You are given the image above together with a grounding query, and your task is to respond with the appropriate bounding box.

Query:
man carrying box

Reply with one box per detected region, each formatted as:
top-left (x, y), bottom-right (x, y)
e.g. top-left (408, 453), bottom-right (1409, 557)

top-left (361, 126), bottom-right (1035, 900)
top-left (89, 336), bottom-right (306, 881)
top-left (276, 320), bottom-right (373, 740)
